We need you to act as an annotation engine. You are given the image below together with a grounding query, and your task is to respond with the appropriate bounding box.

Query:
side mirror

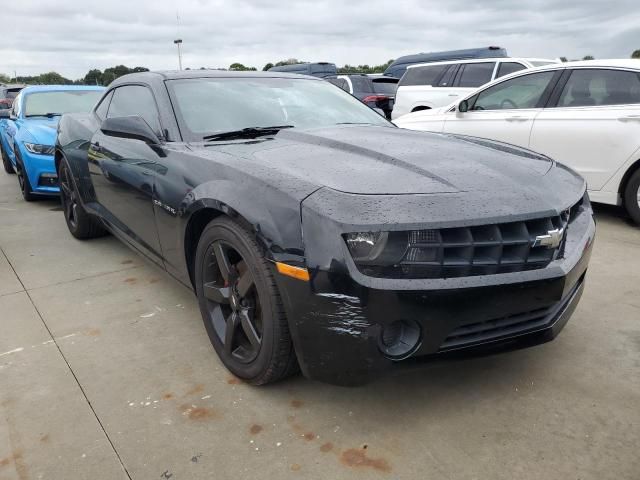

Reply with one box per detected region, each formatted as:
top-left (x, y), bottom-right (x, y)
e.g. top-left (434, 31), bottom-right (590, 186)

top-left (100, 116), bottom-right (160, 145)
top-left (458, 100), bottom-right (469, 113)
top-left (0, 109), bottom-right (10, 119)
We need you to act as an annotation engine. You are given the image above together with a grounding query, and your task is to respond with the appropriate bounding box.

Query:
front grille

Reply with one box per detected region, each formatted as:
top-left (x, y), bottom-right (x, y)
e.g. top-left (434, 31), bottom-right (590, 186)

top-left (359, 205), bottom-right (583, 280)
top-left (438, 277), bottom-right (583, 351)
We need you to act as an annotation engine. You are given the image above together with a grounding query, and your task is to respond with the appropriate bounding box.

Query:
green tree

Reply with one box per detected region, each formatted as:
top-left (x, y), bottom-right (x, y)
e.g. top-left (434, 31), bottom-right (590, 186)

top-left (39, 72), bottom-right (72, 84)
top-left (559, 57), bottom-right (568, 63)
top-left (83, 69), bottom-right (103, 85)
top-left (337, 59), bottom-right (394, 75)
top-left (632, 50), bottom-right (640, 59)
top-left (0, 73), bottom-right (10, 83)
top-left (582, 55), bottom-right (595, 60)
top-left (275, 58), bottom-right (302, 67)
top-left (101, 71), bottom-right (117, 85)
top-left (229, 63), bottom-right (257, 71)
top-left (262, 62), bottom-right (274, 71)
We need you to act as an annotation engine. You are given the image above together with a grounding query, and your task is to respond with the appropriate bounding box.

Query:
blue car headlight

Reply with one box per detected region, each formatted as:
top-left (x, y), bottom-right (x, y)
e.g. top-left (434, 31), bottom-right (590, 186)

top-left (24, 142), bottom-right (55, 155)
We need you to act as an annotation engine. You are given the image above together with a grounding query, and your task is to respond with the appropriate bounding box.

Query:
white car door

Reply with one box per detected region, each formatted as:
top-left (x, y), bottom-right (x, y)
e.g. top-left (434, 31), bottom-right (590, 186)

top-left (442, 70), bottom-right (560, 148)
top-left (530, 68), bottom-right (640, 191)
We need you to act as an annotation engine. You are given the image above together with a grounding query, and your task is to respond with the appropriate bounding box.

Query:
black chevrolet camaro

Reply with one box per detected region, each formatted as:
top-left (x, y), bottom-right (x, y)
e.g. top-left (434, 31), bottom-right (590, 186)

top-left (55, 71), bottom-right (595, 386)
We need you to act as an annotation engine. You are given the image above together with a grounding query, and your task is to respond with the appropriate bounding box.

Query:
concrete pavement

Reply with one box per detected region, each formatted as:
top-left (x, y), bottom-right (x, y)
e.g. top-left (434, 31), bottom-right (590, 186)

top-left (0, 171), bottom-right (638, 479)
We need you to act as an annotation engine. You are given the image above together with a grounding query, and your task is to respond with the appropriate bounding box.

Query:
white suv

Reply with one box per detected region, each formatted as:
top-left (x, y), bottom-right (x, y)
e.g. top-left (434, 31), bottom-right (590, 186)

top-left (391, 58), bottom-right (557, 119)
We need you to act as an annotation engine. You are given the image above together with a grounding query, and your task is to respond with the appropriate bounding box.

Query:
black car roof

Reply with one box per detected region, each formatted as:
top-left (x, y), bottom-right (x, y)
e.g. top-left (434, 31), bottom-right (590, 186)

top-left (110, 70), bottom-right (321, 86)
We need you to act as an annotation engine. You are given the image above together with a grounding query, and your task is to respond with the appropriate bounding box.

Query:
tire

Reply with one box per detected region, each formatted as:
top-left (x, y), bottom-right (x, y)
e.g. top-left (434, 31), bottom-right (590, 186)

top-left (623, 169), bottom-right (640, 225)
top-left (194, 217), bottom-right (298, 385)
top-left (58, 158), bottom-right (107, 239)
top-left (15, 151), bottom-right (36, 202)
top-left (1, 142), bottom-right (15, 174)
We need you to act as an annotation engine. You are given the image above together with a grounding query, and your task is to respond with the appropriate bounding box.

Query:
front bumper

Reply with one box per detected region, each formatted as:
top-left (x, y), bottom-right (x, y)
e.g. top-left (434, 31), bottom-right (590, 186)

top-left (21, 148), bottom-right (59, 195)
top-left (276, 201), bottom-right (595, 386)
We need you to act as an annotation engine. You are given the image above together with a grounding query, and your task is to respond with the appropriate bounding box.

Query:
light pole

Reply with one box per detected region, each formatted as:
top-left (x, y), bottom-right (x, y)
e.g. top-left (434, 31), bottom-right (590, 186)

top-left (173, 39), bottom-right (183, 70)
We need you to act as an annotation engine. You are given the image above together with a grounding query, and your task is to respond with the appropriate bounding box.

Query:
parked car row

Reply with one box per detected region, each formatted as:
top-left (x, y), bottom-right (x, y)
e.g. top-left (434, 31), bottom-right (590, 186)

top-left (327, 74), bottom-right (398, 119)
top-left (265, 48), bottom-right (516, 120)
top-left (391, 57), bottom-right (558, 118)
top-left (394, 59), bottom-right (640, 223)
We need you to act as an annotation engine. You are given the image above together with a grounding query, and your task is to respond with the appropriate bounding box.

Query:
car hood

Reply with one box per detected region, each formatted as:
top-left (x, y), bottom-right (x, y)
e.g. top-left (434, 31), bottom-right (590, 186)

top-left (21, 117), bottom-right (59, 145)
top-left (195, 126), bottom-right (557, 196)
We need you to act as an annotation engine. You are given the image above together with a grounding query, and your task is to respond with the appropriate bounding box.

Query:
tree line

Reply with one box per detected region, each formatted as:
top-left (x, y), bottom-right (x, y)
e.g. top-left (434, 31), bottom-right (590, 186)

top-left (2, 50), bottom-right (639, 86)
top-left (0, 65), bottom-right (149, 86)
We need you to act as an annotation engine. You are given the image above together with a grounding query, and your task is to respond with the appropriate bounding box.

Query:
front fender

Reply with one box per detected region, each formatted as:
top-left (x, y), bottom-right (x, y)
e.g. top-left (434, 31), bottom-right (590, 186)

top-left (180, 179), bottom-right (308, 262)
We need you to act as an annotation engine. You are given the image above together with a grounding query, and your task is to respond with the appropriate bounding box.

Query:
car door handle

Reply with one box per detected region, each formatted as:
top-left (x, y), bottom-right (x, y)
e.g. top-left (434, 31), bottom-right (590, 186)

top-left (448, 94), bottom-right (459, 97)
top-left (618, 115), bottom-right (640, 122)
top-left (506, 116), bottom-right (528, 122)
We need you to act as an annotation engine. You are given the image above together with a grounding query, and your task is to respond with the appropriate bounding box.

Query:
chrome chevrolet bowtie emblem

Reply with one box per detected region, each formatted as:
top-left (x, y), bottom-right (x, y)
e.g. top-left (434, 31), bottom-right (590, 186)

top-left (533, 228), bottom-right (565, 249)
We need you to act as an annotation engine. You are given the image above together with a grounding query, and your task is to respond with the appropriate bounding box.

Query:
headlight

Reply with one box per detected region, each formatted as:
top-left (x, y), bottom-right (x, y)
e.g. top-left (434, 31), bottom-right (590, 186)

top-left (344, 231), bottom-right (407, 265)
top-left (23, 143), bottom-right (55, 155)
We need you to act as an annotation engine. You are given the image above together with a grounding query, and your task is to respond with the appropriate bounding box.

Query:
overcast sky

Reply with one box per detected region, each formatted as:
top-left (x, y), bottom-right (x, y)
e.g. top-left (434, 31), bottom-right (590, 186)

top-left (1, 0), bottom-right (639, 79)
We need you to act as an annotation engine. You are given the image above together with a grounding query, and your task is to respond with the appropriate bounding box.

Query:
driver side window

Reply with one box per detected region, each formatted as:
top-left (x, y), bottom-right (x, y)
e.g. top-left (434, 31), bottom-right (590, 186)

top-left (107, 85), bottom-right (162, 135)
top-left (470, 71), bottom-right (556, 111)
top-left (11, 93), bottom-right (21, 118)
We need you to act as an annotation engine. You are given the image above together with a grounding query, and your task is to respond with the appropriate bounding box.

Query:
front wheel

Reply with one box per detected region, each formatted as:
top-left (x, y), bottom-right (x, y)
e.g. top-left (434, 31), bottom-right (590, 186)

top-left (194, 217), bottom-right (298, 385)
top-left (623, 169), bottom-right (640, 225)
top-left (59, 158), bottom-right (107, 239)
top-left (15, 152), bottom-right (36, 201)
top-left (1, 143), bottom-right (15, 174)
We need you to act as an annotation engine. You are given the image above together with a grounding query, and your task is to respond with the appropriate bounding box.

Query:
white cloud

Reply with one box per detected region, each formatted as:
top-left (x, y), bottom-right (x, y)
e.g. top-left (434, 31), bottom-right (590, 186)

top-left (1, 0), bottom-right (638, 79)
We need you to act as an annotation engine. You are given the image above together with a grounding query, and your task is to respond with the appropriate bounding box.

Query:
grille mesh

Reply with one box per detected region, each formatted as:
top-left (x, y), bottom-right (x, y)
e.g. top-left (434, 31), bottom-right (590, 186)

top-left (360, 212), bottom-right (574, 279)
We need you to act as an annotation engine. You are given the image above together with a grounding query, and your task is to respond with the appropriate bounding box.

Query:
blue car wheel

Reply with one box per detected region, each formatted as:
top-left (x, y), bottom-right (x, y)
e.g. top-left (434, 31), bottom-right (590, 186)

top-left (0, 141), bottom-right (14, 174)
top-left (15, 148), bottom-right (37, 201)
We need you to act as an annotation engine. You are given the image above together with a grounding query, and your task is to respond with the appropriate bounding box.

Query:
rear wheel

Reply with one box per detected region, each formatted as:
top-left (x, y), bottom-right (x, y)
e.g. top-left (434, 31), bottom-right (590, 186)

top-left (1, 143), bottom-right (15, 174)
top-left (194, 217), bottom-right (298, 385)
top-left (623, 169), bottom-right (640, 225)
top-left (15, 151), bottom-right (36, 201)
top-left (59, 158), bottom-right (107, 239)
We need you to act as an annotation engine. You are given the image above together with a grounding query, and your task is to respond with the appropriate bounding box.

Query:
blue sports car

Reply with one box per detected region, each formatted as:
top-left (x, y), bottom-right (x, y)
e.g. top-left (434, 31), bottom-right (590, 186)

top-left (0, 85), bottom-right (105, 200)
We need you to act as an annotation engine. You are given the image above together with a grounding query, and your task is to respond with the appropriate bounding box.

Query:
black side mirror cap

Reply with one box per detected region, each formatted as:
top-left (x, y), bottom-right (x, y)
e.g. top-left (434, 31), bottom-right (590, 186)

top-left (100, 116), bottom-right (160, 145)
top-left (458, 100), bottom-right (469, 113)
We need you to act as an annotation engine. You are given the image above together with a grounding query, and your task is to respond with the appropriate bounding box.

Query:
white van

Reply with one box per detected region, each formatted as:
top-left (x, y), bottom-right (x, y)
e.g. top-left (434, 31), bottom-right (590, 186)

top-left (391, 58), bottom-right (557, 119)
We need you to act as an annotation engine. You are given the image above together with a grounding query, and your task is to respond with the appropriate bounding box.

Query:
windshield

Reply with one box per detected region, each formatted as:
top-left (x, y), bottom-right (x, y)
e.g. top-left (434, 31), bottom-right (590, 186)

top-left (167, 77), bottom-right (391, 140)
top-left (24, 90), bottom-right (103, 117)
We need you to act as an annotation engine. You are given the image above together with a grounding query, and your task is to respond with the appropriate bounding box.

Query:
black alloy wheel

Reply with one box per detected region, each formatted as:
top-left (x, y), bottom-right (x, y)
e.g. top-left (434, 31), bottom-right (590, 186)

top-left (59, 160), bottom-right (79, 231)
top-left (203, 239), bottom-right (263, 363)
top-left (58, 159), bottom-right (106, 239)
top-left (195, 217), bottom-right (298, 384)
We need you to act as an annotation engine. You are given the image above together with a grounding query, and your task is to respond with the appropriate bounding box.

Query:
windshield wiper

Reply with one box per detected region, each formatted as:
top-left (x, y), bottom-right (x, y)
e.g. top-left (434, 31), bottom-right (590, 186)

top-left (25, 113), bottom-right (62, 118)
top-left (203, 125), bottom-right (294, 141)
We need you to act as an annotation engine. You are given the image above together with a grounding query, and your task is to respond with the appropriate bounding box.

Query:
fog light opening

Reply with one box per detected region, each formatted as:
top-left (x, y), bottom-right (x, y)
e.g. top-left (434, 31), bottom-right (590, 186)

top-left (379, 319), bottom-right (422, 361)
